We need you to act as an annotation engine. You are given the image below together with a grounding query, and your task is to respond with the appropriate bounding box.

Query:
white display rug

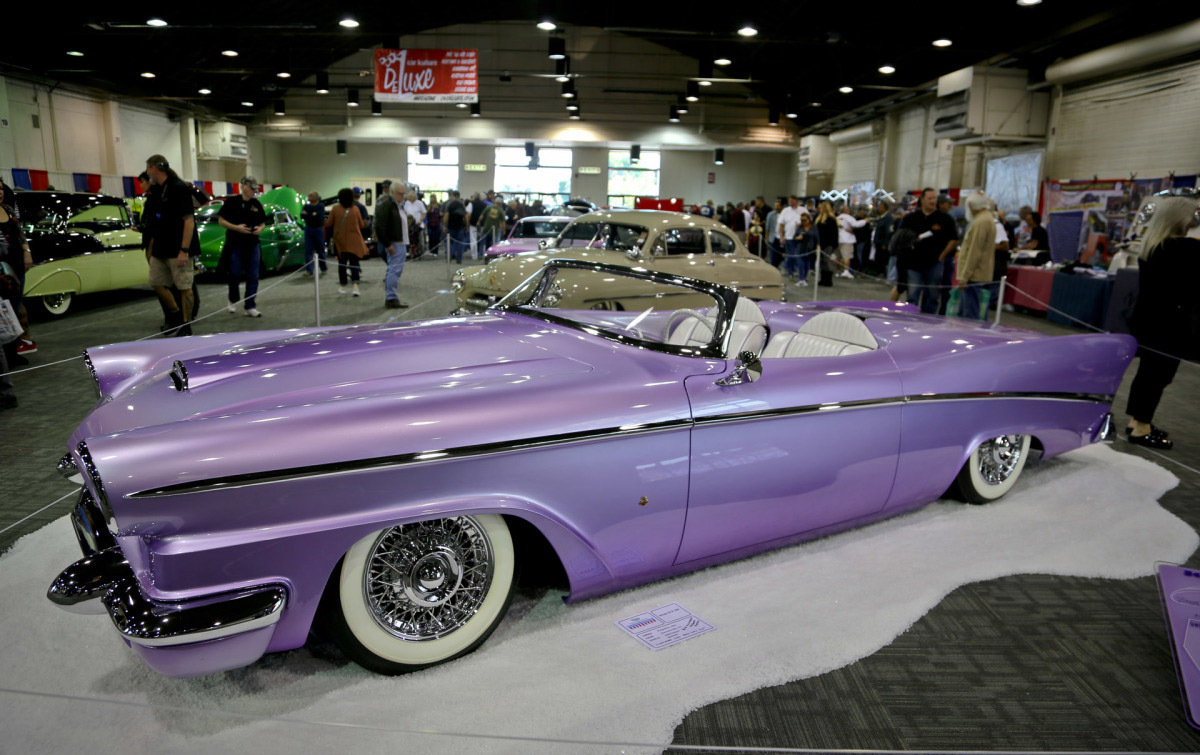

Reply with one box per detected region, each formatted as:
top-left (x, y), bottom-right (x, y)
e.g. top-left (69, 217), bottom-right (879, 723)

top-left (0, 444), bottom-right (1195, 754)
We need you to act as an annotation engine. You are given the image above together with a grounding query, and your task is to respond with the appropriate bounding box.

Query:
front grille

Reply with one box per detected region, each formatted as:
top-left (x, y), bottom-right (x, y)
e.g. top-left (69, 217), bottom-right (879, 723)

top-left (464, 293), bottom-right (500, 312)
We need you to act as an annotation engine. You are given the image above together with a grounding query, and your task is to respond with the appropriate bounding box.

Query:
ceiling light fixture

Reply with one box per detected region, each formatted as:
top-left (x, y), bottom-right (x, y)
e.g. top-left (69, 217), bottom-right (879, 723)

top-left (470, 103), bottom-right (481, 117)
top-left (676, 96), bottom-right (689, 114)
top-left (221, 50), bottom-right (238, 57)
top-left (146, 18), bottom-right (167, 27)
top-left (565, 102), bottom-right (579, 111)
top-left (339, 17), bottom-right (359, 28)
top-left (347, 89), bottom-right (359, 107)
top-left (537, 20), bottom-right (556, 31)
top-left (669, 106), bottom-right (680, 123)
top-left (277, 72), bottom-right (291, 78)
top-left (839, 86), bottom-right (853, 93)
top-left (456, 102), bottom-right (467, 109)
top-left (548, 37), bottom-right (566, 60)
top-left (878, 65), bottom-right (895, 74)
top-left (561, 81), bottom-right (576, 98)
top-left (198, 88), bottom-right (211, 95)
top-left (241, 101), bottom-right (254, 107)
top-left (714, 58), bottom-right (731, 66)
top-left (786, 108), bottom-right (798, 118)
top-left (737, 25), bottom-right (758, 37)
top-left (810, 101), bottom-right (822, 107)
top-left (631, 144), bottom-right (641, 163)
top-left (686, 81), bottom-right (700, 102)
top-left (714, 148), bottom-right (725, 166)
top-left (568, 110), bottom-right (581, 120)
top-left (66, 50), bottom-right (84, 57)
top-left (316, 72), bottom-right (330, 94)
top-left (274, 100), bottom-right (285, 116)
top-left (555, 57), bottom-right (571, 83)
top-left (1016, 0), bottom-right (1041, 5)
top-left (140, 72), bottom-right (155, 79)
top-left (768, 109), bottom-right (780, 126)
top-left (698, 79), bottom-right (712, 87)
top-left (371, 100), bottom-right (382, 116)
top-left (932, 38), bottom-right (952, 47)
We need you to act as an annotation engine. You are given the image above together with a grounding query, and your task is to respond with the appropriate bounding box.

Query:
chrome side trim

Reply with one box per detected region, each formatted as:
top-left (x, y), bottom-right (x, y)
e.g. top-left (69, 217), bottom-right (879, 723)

top-left (129, 418), bottom-right (694, 498)
top-left (57, 453), bottom-right (82, 483)
top-left (127, 391), bottom-right (1113, 499)
top-left (103, 582), bottom-right (286, 648)
top-left (82, 350), bottom-right (101, 400)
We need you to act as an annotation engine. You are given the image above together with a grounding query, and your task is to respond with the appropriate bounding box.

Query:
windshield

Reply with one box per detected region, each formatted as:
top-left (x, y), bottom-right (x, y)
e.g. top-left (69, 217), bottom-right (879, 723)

top-left (495, 262), bottom-right (733, 357)
top-left (17, 194), bottom-right (130, 233)
top-left (511, 220), bottom-right (566, 239)
top-left (553, 221), bottom-right (649, 251)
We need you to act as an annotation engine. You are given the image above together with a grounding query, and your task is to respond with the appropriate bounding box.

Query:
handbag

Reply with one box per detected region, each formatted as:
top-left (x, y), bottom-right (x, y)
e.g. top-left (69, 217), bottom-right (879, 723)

top-left (0, 261), bottom-right (20, 344)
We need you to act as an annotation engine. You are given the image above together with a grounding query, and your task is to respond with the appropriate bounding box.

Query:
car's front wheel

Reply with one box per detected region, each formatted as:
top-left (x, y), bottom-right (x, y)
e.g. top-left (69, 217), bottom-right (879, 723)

top-left (39, 292), bottom-right (73, 316)
top-left (952, 434), bottom-right (1031, 503)
top-left (326, 514), bottom-right (515, 674)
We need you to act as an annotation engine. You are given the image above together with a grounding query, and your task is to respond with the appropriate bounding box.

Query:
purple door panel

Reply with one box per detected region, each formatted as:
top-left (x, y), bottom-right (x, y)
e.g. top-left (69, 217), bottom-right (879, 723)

top-left (677, 351), bottom-right (903, 564)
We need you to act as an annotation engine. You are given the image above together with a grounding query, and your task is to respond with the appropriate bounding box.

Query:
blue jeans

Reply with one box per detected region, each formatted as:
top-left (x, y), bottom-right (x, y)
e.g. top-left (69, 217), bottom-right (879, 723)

top-left (385, 243), bottom-right (407, 301)
top-left (783, 240), bottom-right (805, 277)
top-left (448, 227), bottom-right (470, 264)
top-left (303, 227), bottom-right (327, 273)
top-left (958, 285), bottom-right (982, 320)
top-left (227, 243), bottom-right (261, 309)
top-left (906, 261), bottom-right (943, 314)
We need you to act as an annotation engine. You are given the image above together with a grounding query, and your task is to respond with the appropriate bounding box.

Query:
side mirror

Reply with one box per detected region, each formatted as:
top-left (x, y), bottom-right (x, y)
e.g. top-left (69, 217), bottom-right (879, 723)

top-left (716, 351), bottom-right (762, 386)
top-left (625, 248), bottom-right (643, 261)
top-left (538, 239), bottom-right (551, 249)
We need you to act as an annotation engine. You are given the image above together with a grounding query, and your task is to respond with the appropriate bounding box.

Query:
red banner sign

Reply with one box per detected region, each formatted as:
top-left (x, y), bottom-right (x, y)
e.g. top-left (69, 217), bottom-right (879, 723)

top-left (374, 49), bottom-right (478, 103)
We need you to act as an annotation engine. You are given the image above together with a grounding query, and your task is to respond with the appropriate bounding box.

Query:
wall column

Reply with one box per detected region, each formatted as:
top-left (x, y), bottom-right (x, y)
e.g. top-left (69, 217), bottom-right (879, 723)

top-left (179, 116), bottom-right (198, 181)
top-left (99, 100), bottom-right (121, 175)
top-left (0, 77), bottom-right (14, 169)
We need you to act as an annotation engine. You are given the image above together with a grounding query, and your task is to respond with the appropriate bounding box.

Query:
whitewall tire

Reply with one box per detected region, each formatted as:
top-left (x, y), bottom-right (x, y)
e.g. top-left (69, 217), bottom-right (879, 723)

top-left (953, 434), bottom-right (1032, 504)
top-left (40, 292), bottom-right (73, 316)
top-left (327, 514), bottom-right (515, 674)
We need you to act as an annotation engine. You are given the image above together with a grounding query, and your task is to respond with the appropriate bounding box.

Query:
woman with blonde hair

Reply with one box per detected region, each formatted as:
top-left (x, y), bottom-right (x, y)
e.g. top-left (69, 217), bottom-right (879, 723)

top-left (814, 202), bottom-right (839, 283)
top-left (1125, 194), bottom-right (1200, 449)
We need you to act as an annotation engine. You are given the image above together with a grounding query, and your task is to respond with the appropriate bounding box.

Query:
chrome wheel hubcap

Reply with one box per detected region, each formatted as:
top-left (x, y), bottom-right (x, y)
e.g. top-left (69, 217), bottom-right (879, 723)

top-left (364, 517), bottom-right (494, 641)
top-left (978, 434), bottom-right (1024, 485)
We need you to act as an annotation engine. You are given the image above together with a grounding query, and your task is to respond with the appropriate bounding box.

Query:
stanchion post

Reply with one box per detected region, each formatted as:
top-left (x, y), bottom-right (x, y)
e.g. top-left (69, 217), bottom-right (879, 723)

top-left (994, 275), bottom-right (1006, 326)
top-left (313, 250), bottom-right (321, 327)
top-left (813, 250), bottom-right (820, 303)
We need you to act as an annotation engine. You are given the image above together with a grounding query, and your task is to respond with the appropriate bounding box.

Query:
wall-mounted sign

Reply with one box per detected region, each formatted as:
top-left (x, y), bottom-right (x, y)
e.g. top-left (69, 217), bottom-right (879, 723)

top-left (374, 49), bottom-right (478, 103)
top-left (578, 167), bottom-right (602, 175)
top-left (463, 164), bottom-right (488, 172)
top-left (707, 172), bottom-right (715, 184)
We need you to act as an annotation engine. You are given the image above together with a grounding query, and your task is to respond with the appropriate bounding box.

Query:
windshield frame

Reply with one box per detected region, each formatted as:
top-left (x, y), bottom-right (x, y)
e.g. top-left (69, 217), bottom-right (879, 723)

top-left (493, 258), bottom-right (739, 359)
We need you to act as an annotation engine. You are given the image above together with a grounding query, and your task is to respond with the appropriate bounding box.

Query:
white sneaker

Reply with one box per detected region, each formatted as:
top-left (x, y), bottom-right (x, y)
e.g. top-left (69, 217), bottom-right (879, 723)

top-left (338, 287), bottom-right (347, 295)
top-left (226, 302), bottom-right (237, 314)
top-left (839, 270), bottom-right (854, 279)
top-left (245, 308), bottom-right (262, 318)
top-left (797, 279), bottom-right (808, 286)
top-left (352, 284), bottom-right (361, 297)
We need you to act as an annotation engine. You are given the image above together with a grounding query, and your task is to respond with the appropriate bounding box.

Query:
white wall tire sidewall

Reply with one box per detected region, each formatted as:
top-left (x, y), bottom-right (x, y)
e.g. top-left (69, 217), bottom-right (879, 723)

top-left (966, 435), bottom-right (1031, 501)
top-left (338, 514), bottom-right (514, 666)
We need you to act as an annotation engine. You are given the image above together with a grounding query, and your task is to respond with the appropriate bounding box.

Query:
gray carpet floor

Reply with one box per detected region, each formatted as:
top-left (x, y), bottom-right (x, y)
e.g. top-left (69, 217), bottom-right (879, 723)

top-left (2, 257), bottom-right (1198, 753)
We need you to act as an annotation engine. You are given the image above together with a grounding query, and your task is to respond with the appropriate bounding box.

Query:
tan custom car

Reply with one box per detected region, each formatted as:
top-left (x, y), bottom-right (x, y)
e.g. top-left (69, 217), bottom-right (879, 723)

top-left (452, 210), bottom-right (784, 313)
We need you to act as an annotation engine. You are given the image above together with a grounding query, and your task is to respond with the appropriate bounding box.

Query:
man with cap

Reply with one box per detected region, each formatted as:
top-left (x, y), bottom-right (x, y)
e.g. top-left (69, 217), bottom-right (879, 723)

top-left (142, 154), bottom-right (200, 336)
top-left (374, 181), bottom-right (410, 309)
top-left (217, 176), bottom-right (267, 317)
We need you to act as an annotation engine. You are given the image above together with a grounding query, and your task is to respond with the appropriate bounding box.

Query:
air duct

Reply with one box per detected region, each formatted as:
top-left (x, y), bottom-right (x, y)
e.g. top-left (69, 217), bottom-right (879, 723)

top-left (828, 123), bottom-right (879, 146)
top-left (1045, 18), bottom-right (1200, 86)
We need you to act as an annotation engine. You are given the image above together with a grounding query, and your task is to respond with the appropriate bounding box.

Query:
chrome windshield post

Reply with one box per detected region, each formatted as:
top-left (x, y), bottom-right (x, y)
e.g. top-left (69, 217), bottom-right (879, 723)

top-left (716, 351), bottom-right (763, 387)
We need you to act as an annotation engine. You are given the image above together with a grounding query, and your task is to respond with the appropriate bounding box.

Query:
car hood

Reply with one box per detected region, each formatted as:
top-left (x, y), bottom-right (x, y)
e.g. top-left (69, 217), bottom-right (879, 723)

top-left (76, 316), bottom-right (594, 440)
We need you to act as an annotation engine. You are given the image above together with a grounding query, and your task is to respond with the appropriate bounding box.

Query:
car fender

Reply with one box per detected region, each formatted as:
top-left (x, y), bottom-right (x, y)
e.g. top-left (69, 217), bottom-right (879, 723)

top-left (23, 267), bottom-right (82, 298)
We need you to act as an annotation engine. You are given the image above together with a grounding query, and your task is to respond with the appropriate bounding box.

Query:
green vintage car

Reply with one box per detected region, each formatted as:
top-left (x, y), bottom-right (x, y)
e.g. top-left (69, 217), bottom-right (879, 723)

top-left (195, 196), bottom-right (306, 274)
top-left (18, 192), bottom-right (146, 316)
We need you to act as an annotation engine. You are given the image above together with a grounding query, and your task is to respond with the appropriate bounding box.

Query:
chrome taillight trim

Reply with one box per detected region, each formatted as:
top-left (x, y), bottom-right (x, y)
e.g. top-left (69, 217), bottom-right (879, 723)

top-left (82, 351), bottom-right (101, 400)
top-left (76, 441), bottom-right (114, 523)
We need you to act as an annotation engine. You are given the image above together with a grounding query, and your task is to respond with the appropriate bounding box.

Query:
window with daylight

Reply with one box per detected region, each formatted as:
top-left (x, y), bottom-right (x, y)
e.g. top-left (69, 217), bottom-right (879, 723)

top-left (407, 146), bottom-right (460, 193)
top-left (607, 149), bottom-right (661, 208)
top-left (493, 147), bottom-right (573, 202)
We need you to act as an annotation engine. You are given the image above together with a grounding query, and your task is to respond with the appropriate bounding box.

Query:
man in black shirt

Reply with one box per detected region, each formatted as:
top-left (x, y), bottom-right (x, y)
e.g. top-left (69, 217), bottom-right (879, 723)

top-left (217, 176), bottom-right (267, 317)
top-left (1019, 211), bottom-right (1050, 251)
top-left (443, 190), bottom-right (469, 263)
top-left (143, 155), bottom-right (200, 336)
top-left (898, 187), bottom-right (959, 314)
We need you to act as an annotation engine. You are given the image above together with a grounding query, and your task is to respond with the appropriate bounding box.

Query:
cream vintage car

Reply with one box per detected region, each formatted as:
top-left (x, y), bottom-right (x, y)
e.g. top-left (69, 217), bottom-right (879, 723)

top-left (452, 210), bottom-right (784, 313)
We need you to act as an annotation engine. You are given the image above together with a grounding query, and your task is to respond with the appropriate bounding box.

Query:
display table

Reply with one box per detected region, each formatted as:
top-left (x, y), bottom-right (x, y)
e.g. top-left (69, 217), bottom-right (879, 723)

top-left (1047, 271), bottom-right (1115, 330)
top-left (1002, 265), bottom-right (1055, 312)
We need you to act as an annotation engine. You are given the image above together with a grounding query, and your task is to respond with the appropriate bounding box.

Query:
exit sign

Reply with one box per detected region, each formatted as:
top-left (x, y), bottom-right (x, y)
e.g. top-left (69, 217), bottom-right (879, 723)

top-left (578, 166), bottom-right (602, 175)
top-left (463, 163), bottom-right (487, 172)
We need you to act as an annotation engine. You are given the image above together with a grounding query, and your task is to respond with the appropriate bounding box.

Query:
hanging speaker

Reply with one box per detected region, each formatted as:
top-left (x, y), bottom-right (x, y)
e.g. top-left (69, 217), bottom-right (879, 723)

top-left (631, 144), bottom-right (641, 164)
top-left (337, 140), bottom-right (347, 156)
top-left (432, 145), bottom-right (442, 160)
top-left (419, 139), bottom-right (430, 155)
top-left (714, 148), bottom-right (725, 165)
top-left (525, 141), bottom-right (535, 158)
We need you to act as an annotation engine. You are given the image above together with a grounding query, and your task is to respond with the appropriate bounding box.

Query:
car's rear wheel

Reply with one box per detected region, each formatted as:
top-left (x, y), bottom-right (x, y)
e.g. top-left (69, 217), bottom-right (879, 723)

top-left (326, 514), bottom-right (515, 674)
top-left (953, 434), bottom-right (1031, 504)
top-left (39, 292), bottom-right (73, 316)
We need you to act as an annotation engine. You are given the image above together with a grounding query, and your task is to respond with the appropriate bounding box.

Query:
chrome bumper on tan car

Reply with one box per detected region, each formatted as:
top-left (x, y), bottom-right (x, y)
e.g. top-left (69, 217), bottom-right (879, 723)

top-left (46, 489), bottom-right (286, 649)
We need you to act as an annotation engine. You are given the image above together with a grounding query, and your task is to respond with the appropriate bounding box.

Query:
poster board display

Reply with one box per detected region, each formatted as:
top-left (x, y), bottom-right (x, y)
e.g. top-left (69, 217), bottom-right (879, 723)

top-left (374, 49), bottom-right (478, 103)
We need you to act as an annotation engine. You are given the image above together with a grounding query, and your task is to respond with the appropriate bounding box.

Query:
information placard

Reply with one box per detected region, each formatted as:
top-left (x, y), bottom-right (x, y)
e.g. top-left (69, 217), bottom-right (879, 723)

top-left (616, 603), bottom-right (714, 651)
top-left (374, 49), bottom-right (478, 103)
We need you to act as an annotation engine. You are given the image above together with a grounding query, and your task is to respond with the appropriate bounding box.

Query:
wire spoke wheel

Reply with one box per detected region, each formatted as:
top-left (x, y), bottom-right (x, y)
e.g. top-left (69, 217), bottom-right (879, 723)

top-left (954, 433), bottom-right (1032, 504)
top-left (977, 434), bottom-right (1025, 485)
top-left (363, 517), bottom-right (495, 642)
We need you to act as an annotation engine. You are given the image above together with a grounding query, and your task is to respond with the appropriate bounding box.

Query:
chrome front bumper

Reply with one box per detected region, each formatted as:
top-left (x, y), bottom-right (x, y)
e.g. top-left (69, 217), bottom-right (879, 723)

top-left (47, 491), bottom-right (286, 649)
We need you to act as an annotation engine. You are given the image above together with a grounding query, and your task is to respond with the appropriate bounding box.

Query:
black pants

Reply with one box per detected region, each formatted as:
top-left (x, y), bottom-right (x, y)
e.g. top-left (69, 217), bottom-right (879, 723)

top-left (337, 252), bottom-right (361, 285)
top-left (1126, 347), bottom-right (1180, 423)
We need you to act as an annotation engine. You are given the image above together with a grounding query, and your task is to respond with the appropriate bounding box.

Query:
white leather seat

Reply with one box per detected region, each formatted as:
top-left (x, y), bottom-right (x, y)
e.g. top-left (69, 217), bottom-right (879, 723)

top-left (666, 297), bottom-right (767, 358)
top-left (763, 311), bottom-right (877, 359)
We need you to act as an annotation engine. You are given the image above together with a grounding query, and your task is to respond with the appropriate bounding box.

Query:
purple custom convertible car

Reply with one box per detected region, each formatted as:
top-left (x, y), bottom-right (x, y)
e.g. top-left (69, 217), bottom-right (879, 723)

top-left (47, 259), bottom-right (1134, 677)
top-left (483, 215), bottom-right (573, 261)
